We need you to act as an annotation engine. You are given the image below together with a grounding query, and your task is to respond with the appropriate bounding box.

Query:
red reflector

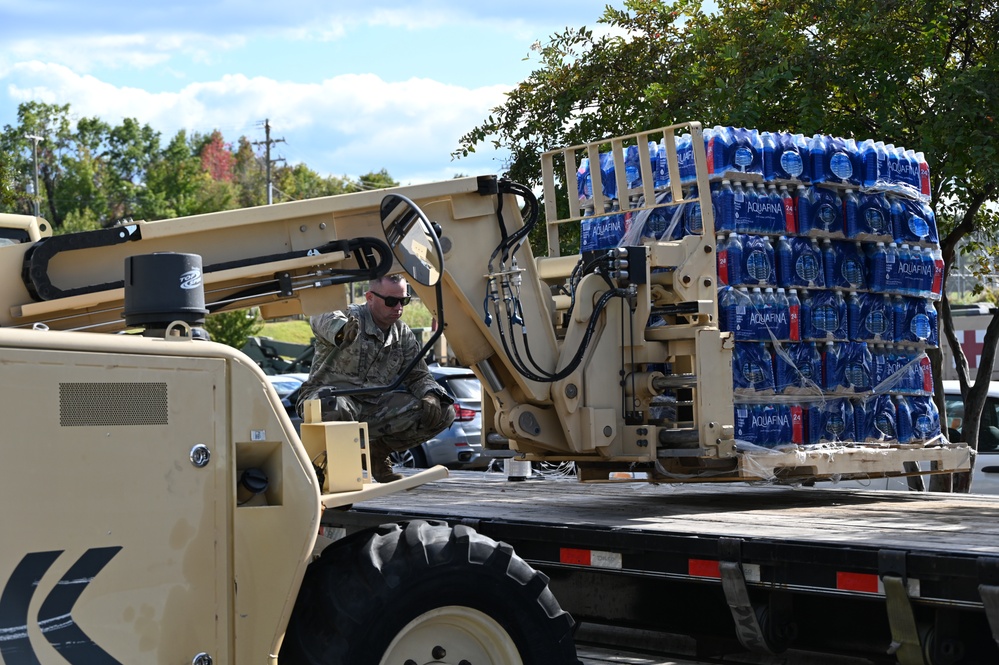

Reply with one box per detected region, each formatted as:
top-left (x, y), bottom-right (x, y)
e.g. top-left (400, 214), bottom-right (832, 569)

top-left (454, 405), bottom-right (476, 422)
top-left (560, 548), bottom-right (591, 566)
top-left (837, 571), bottom-right (879, 593)
top-left (689, 559), bottom-right (721, 578)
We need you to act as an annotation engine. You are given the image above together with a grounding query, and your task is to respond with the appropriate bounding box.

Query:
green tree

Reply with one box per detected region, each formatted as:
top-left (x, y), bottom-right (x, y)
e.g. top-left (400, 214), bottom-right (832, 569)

top-left (0, 150), bottom-right (14, 207)
top-left (355, 169), bottom-right (399, 192)
top-left (205, 308), bottom-right (264, 349)
top-left (1, 103), bottom-right (162, 227)
top-left (459, 0), bottom-right (999, 491)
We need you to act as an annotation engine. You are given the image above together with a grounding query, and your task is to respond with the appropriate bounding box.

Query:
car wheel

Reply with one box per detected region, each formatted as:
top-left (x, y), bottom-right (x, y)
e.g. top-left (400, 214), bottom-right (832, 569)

top-left (391, 445), bottom-right (428, 469)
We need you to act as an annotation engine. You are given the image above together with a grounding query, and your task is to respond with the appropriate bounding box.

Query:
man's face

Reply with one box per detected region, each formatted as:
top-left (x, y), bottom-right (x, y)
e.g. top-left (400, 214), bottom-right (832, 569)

top-left (366, 279), bottom-right (407, 330)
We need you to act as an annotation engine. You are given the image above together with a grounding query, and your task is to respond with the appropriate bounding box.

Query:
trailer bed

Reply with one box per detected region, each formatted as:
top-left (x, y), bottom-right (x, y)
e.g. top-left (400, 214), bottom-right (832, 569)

top-left (341, 471), bottom-right (999, 556)
top-left (327, 472), bottom-right (999, 664)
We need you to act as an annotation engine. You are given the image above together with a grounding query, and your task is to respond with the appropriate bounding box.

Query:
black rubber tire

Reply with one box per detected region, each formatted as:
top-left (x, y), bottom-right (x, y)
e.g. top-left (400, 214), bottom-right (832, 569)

top-left (280, 520), bottom-right (579, 665)
top-left (392, 445), bottom-right (428, 469)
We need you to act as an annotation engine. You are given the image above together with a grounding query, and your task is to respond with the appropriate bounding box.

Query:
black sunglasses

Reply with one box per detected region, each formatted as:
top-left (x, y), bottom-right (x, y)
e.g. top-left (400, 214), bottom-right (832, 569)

top-left (369, 291), bottom-right (411, 307)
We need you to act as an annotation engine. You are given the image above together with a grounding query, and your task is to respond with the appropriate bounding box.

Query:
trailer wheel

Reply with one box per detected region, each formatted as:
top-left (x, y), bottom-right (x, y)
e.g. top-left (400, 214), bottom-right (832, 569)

top-left (280, 520), bottom-right (579, 665)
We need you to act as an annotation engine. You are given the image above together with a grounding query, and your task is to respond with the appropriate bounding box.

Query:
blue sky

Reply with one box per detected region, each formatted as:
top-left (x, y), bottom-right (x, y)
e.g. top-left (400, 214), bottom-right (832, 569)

top-left (0, 1), bottom-right (621, 187)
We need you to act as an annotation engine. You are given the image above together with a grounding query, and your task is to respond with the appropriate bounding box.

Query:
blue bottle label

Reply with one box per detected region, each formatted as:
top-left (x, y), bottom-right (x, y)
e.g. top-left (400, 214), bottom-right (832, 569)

top-left (817, 203), bottom-right (838, 231)
top-left (830, 151), bottom-right (853, 180)
top-left (780, 151), bottom-right (803, 177)
top-left (746, 250), bottom-right (771, 282)
top-left (864, 207), bottom-right (889, 234)
top-left (735, 146), bottom-right (754, 168)
top-left (865, 309), bottom-right (889, 336)
top-left (795, 254), bottom-right (820, 282)
top-left (910, 313), bottom-right (931, 340)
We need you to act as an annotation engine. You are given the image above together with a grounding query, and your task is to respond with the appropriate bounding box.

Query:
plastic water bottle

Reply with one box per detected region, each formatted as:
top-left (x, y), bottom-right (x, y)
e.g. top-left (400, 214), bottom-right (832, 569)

top-left (655, 139), bottom-right (670, 190)
top-left (870, 343), bottom-right (886, 387)
top-left (733, 182), bottom-right (750, 234)
top-left (774, 287), bottom-right (791, 341)
top-left (716, 234), bottom-right (730, 285)
top-left (719, 284), bottom-right (736, 332)
top-left (750, 287), bottom-right (766, 340)
top-left (895, 396), bottom-right (914, 444)
top-left (919, 352), bottom-right (933, 394)
top-left (761, 236), bottom-right (776, 285)
top-left (847, 292), bottom-right (862, 341)
top-left (858, 191), bottom-right (891, 238)
top-left (833, 290), bottom-right (848, 340)
top-left (763, 287), bottom-right (778, 339)
top-left (776, 236), bottom-right (794, 288)
top-left (919, 246), bottom-right (935, 298)
top-left (783, 134), bottom-right (809, 182)
top-left (904, 149), bottom-right (921, 192)
top-left (625, 144), bottom-right (642, 191)
top-left (808, 134), bottom-right (828, 183)
top-left (778, 185), bottom-right (796, 234)
top-left (727, 233), bottom-right (744, 286)
top-left (924, 299), bottom-right (939, 346)
top-left (916, 151), bottom-right (931, 199)
top-left (766, 184), bottom-right (783, 234)
top-left (716, 180), bottom-right (735, 232)
top-left (930, 247), bottom-right (945, 299)
top-left (889, 196), bottom-right (905, 243)
top-left (853, 397), bottom-right (869, 442)
top-left (861, 139), bottom-right (879, 188)
top-left (684, 188), bottom-right (704, 236)
top-left (744, 182), bottom-right (760, 234)
top-left (577, 158), bottom-right (593, 201)
top-left (821, 239), bottom-right (835, 289)
top-left (734, 403), bottom-right (754, 444)
top-left (843, 189), bottom-right (859, 238)
top-left (805, 239), bottom-right (825, 288)
top-left (799, 289), bottom-right (812, 340)
top-left (896, 243), bottom-right (913, 295)
top-left (822, 341), bottom-right (842, 391)
top-left (868, 241), bottom-right (887, 292)
top-left (885, 242), bottom-right (901, 292)
top-left (761, 131), bottom-right (777, 181)
top-left (892, 296), bottom-right (907, 342)
top-left (850, 342), bottom-right (873, 392)
top-left (787, 288), bottom-right (801, 342)
top-left (828, 137), bottom-right (856, 184)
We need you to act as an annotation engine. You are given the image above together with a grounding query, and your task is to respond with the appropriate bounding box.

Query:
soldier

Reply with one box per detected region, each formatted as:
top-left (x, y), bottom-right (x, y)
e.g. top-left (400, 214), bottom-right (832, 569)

top-left (297, 274), bottom-right (455, 482)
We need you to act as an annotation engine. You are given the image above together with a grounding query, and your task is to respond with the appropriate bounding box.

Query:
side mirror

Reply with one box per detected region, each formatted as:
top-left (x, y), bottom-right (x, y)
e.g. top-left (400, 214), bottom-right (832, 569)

top-left (380, 194), bottom-right (443, 287)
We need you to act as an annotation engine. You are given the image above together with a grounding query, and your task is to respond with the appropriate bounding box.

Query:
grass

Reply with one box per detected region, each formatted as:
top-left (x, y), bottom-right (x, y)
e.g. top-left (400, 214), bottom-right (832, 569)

top-left (259, 301), bottom-right (435, 345)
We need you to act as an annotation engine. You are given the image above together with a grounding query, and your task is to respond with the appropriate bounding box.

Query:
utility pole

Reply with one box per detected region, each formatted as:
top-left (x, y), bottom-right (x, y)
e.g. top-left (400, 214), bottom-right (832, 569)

top-left (24, 134), bottom-right (42, 217)
top-left (252, 119), bottom-right (285, 204)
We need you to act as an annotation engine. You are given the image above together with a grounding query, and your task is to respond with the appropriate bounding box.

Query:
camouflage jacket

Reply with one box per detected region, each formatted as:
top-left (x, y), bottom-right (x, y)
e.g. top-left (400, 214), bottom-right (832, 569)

top-left (299, 303), bottom-right (442, 404)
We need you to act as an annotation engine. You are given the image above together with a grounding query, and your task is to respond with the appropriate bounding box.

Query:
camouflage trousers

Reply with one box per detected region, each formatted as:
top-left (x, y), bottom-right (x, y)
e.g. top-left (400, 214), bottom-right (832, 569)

top-left (316, 389), bottom-right (455, 452)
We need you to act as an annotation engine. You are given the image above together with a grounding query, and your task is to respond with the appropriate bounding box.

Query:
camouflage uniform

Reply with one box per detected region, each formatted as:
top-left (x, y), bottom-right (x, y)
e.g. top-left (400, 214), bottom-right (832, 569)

top-left (297, 303), bottom-right (455, 453)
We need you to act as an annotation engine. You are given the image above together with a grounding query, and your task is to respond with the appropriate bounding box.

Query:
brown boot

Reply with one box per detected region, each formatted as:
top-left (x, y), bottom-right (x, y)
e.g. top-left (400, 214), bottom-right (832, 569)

top-left (370, 441), bottom-right (403, 483)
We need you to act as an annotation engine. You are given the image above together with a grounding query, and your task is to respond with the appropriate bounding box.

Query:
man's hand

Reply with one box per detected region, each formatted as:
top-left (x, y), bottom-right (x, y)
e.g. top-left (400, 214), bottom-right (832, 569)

top-left (420, 393), bottom-right (442, 424)
top-left (334, 316), bottom-right (359, 347)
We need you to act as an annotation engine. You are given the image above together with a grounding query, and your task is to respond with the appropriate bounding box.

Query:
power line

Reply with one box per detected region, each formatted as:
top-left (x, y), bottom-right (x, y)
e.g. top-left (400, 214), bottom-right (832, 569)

top-left (251, 119), bottom-right (285, 205)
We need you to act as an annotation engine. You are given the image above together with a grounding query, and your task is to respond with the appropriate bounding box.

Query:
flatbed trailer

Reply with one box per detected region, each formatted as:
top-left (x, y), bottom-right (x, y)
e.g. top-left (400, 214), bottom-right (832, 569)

top-left (328, 472), bottom-right (999, 665)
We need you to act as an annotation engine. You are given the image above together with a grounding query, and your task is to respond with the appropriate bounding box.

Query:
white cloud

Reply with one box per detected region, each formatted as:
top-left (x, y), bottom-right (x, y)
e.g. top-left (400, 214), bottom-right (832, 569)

top-left (2, 62), bottom-right (511, 183)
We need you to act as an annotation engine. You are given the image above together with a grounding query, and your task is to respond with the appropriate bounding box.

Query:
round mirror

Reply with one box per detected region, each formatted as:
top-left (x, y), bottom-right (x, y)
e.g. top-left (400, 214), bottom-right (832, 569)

top-left (379, 194), bottom-right (443, 287)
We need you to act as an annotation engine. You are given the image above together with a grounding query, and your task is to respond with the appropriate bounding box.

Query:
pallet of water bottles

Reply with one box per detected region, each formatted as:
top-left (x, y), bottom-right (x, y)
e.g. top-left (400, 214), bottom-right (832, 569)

top-left (576, 125), bottom-right (936, 252)
top-left (732, 390), bottom-right (943, 449)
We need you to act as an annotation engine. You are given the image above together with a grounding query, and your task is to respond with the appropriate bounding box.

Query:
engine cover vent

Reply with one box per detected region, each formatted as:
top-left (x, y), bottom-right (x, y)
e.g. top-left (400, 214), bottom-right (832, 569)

top-left (60, 382), bottom-right (168, 426)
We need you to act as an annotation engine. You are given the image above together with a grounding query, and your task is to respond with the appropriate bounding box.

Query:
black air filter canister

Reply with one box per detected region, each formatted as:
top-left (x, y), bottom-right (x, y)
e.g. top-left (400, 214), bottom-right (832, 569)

top-left (124, 253), bottom-right (209, 329)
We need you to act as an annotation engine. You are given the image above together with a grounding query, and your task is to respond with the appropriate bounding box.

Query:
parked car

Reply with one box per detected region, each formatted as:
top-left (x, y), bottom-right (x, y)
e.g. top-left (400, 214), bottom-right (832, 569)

top-left (831, 381), bottom-right (999, 494)
top-left (279, 365), bottom-right (490, 471)
top-left (266, 373), bottom-right (306, 399)
top-left (943, 380), bottom-right (999, 494)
